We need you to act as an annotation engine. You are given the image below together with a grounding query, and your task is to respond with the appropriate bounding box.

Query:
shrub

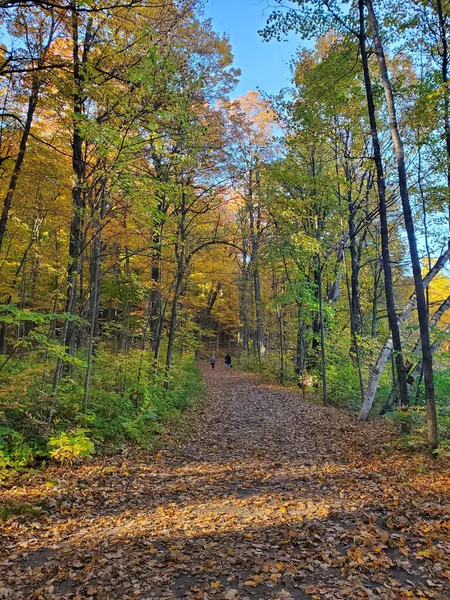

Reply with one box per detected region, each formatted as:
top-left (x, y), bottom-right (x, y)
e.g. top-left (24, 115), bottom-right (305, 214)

top-left (0, 426), bottom-right (34, 469)
top-left (0, 347), bottom-right (205, 468)
top-left (48, 429), bottom-right (95, 464)
top-left (326, 361), bottom-right (363, 410)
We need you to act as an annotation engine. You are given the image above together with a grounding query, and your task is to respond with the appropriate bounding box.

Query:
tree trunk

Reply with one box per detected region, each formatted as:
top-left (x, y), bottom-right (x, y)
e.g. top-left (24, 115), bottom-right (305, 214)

top-left (216, 319), bottom-right (220, 353)
top-left (248, 167), bottom-right (265, 363)
top-left (383, 293), bottom-right (450, 412)
top-left (65, 13), bottom-right (92, 340)
top-left (307, 265), bottom-right (321, 371)
top-left (0, 85), bottom-right (40, 253)
top-left (342, 231), bottom-right (365, 405)
top-left (365, 0), bottom-right (438, 449)
top-left (278, 305), bottom-right (285, 384)
top-left (0, 13), bottom-right (56, 252)
top-left (358, 246), bottom-right (450, 420)
top-left (349, 199), bottom-right (362, 337)
top-left (253, 265), bottom-right (265, 362)
top-left (407, 327), bottom-right (450, 396)
top-left (238, 241), bottom-right (250, 352)
top-left (317, 254), bottom-right (328, 406)
top-left (83, 186), bottom-right (105, 411)
top-left (150, 218), bottom-right (164, 354)
top-left (164, 260), bottom-right (184, 388)
top-left (295, 301), bottom-right (307, 394)
top-left (52, 13), bottom-right (93, 404)
top-left (272, 271), bottom-right (285, 384)
top-left (83, 224), bottom-right (101, 413)
top-left (358, 0), bottom-right (409, 415)
top-left (435, 0), bottom-right (450, 234)
top-left (327, 242), bottom-right (344, 305)
top-left (371, 257), bottom-right (381, 338)
top-left (199, 282), bottom-right (221, 328)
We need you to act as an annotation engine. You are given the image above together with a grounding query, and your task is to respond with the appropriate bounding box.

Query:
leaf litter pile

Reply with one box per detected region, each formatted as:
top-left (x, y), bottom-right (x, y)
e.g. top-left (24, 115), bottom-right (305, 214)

top-left (1, 362), bottom-right (449, 600)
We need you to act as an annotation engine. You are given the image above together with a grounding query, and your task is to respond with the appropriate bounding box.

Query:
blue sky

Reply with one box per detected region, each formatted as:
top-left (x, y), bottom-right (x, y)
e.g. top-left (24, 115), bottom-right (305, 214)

top-left (204, 0), bottom-right (302, 98)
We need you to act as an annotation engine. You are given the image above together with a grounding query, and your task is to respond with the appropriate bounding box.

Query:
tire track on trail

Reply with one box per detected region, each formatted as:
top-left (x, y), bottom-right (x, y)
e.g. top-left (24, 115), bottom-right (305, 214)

top-left (1, 359), bottom-right (449, 599)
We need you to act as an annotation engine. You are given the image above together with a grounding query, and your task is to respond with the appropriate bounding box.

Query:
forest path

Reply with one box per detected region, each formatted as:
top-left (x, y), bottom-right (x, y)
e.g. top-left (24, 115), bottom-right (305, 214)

top-left (1, 360), bottom-right (449, 600)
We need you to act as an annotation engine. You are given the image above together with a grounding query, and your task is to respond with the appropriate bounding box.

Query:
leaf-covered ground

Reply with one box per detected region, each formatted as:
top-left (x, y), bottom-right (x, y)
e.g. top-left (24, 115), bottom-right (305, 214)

top-left (1, 361), bottom-right (449, 600)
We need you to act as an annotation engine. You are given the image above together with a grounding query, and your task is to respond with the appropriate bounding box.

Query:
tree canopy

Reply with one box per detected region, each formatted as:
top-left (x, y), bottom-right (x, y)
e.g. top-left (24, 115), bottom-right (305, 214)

top-left (1, 0), bottom-right (450, 469)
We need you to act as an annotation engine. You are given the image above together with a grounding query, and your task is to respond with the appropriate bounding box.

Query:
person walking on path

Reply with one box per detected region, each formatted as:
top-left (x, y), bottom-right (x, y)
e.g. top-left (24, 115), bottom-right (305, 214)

top-left (210, 354), bottom-right (216, 369)
top-left (224, 353), bottom-right (232, 368)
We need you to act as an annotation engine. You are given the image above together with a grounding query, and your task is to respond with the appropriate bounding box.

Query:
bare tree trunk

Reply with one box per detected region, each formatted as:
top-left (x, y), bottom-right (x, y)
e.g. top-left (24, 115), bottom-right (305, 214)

top-left (248, 167), bottom-right (265, 364)
top-left (253, 265), bottom-right (265, 364)
top-left (272, 271), bottom-right (285, 384)
top-left (277, 306), bottom-right (285, 384)
top-left (199, 282), bottom-right (221, 328)
top-left (150, 218), bottom-right (164, 354)
top-left (238, 240), bottom-right (250, 352)
top-left (164, 176), bottom-right (188, 388)
top-left (83, 228), bottom-right (101, 413)
top-left (371, 256), bottom-right (382, 338)
top-left (83, 186), bottom-right (105, 411)
top-left (435, 0), bottom-right (450, 233)
top-left (327, 240), bottom-right (345, 305)
top-left (307, 265), bottom-right (321, 371)
top-left (336, 149), bottom-right (365, 402)
top-left (52, 12), bottom-right (93, 404)
top-left (358, 0), bottom-right (409, 415)
top-left (164, 260), bottom-right (184, 388)
top-left (343, 156), bottom-right (364, 338)
top-left (65, 12), bottom-right (92, 335)
top-left (295, 301), bottom-right (307, 395)
top-left (342, 231), bottom-right (365, 405)
top-left (366, 0), bottom-right (438, 449)
top-left (349, 208), bottom-right (362, 337)
top-left (317, 254), bottom-right (328, 406)
top-left (137, 291), bottom-right (152, 385)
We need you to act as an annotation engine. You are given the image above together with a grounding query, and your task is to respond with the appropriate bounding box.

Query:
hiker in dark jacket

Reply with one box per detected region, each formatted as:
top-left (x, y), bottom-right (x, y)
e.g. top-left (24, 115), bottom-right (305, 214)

top-left (224, 353), bottom-right (232, 368)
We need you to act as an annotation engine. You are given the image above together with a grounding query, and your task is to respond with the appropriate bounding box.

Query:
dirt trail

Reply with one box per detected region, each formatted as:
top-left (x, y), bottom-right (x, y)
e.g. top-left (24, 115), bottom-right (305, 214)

top-left (1, 360), bottom-right (449, 600)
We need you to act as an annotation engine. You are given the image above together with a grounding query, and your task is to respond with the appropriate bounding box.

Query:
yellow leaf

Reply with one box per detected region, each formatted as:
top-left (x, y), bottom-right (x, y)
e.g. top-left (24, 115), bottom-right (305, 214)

top-left (211, 581), bottom-right (221, 589)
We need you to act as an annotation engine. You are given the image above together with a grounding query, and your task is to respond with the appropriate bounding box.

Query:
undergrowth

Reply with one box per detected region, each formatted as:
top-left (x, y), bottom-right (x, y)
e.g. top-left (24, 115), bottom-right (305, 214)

top-left (0, 347), bottom-right (204, 473)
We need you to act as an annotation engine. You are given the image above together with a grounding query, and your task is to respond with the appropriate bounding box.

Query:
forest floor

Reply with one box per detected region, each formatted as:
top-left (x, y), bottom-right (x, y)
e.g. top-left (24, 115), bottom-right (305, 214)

top-left (1, 361), bottom-right (449, 600)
